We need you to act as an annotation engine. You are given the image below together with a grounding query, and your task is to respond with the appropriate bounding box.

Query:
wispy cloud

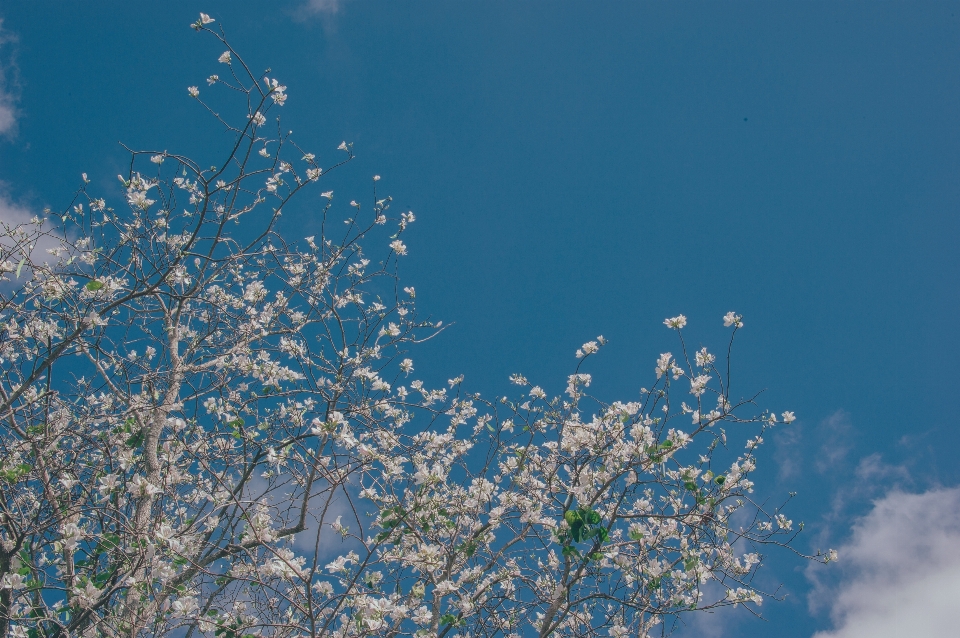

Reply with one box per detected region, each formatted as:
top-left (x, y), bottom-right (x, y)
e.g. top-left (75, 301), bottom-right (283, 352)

top-left (774, 409), bottom-right (856, 481)
top-left (813, 410), bottom-right (855, 474)
top-left (668, 582), bottom-right (752, 638)
top-left (292, 0), bottom-right (354, 28)
top-left (0, 19), bottom-right (19, 136)
top-left (0, 191), bottom-right (32, 227)
top-left (303, 0), bottom-right (344, 15)
top-left (242, 473), bottom-right (369, 559)
top-left (809, 487), bottom-right (960, 638)
top-left (0, 191), bottom-right (69, 282)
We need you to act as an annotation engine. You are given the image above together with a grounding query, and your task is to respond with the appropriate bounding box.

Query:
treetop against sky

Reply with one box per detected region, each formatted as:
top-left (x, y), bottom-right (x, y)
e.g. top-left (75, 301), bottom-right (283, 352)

top-left (0, 3), bottom-right (957, 638)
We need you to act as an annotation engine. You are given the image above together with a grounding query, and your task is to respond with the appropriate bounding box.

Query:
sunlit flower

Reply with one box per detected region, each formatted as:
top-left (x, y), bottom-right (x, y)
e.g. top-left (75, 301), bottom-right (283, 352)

top-left (723, 311), bottom-right (744, 328)
top-left (575, 340), bottom-right (600, 358)
top-left (664, 314), bottom-right (687, 329)
top-left (129, 475), bottom-right (161, 498)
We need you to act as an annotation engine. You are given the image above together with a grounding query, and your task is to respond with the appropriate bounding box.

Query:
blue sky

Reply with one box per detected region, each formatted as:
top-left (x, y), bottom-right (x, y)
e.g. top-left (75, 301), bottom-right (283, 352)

top-left (1, 2), bottom-right (958, 636)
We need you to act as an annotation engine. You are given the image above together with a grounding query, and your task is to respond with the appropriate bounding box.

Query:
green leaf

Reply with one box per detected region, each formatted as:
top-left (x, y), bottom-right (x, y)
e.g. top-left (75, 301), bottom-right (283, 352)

top-left (125, 430), bottom-right (145, 449)
top-left (561, 544), bottom-right (580, 558)
top-left (92, 572), bottom-right (111, 586)
top-left (85, 280), bottom-right (105, 292)
top-left (439, 613), bottom-right (459, 627)
top-left (570, 521), bottom-right (584, 542)
top-left (100, 533), bottom-right (121, 550)
top-left (714, 475), bottom-right (726, 485)
top-left (16, 258), bottom-right (25, 279)
top-left (684, 482), bottom-right (698, 491)
top-left (1, 463), bottom-right (31, 482)
top-left (562, 507), bottom-right (606, 545)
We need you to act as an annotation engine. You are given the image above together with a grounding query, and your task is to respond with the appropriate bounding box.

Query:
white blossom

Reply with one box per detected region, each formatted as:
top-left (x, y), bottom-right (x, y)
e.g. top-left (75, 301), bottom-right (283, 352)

top-left (723, 311), bottom-right (744, 328)
top-left (664, 314), bottom-right (687, 329)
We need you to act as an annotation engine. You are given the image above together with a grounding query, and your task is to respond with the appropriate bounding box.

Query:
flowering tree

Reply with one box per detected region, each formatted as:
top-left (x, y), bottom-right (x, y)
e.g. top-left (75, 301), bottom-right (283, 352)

top-left (0, 14), bottom-right (834, 638)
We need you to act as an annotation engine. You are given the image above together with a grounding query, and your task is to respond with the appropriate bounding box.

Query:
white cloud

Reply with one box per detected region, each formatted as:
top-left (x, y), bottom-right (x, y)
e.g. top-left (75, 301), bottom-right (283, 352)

top-left (0, 95), bottom-right (13, 134)
top-left (242, 472), bottom-right (367, 557)
top-left (0, 192), bottom-right (69, 278)
top-left (0, 19), bottom-right (19, 136)
top-left (669, 585), bottom-right (748, 638)
top-left (810, 487), bottom-right (960, 638)
top-left (0, 192), bottom-right (32, 227)
top-left (774, 409), bottom-right (856, 482)
top-left (303, 0), bottom-right (343, 16)
top-left (813, 409), bottom-right (855, 474)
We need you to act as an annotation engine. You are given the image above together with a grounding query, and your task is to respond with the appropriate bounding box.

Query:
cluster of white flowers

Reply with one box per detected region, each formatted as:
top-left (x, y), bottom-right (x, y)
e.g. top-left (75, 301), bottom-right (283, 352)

top-left (723, 311), bottom-right (744, 328)
top-left (575, 335), bottom-right (606, 359)
top-left (663, 314), bottom-right (687, 329)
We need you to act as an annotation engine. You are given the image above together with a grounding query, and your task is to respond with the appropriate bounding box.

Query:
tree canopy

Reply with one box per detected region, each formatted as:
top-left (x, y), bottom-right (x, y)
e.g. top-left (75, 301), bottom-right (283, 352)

top-left (0, 15), bottom-right (833, 638)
